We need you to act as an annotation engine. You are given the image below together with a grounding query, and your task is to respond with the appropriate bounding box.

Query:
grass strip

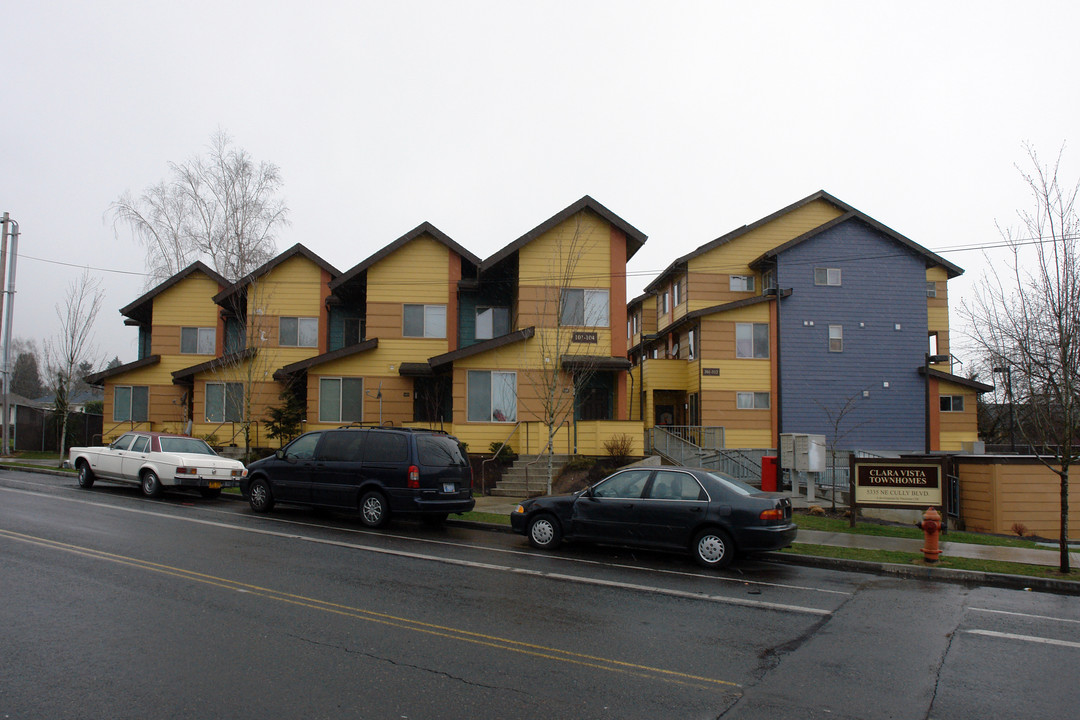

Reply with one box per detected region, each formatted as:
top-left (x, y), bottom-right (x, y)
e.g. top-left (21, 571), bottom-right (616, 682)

top-left (783, 543), bottom-right (1080, 581)
top-left (793, 512), bottom-right (1041, 549)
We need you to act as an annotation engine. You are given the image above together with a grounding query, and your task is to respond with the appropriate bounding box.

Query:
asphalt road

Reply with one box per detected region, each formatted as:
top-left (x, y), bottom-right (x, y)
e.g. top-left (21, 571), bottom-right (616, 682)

top-left (2, 469), bottom-right (1077, 719)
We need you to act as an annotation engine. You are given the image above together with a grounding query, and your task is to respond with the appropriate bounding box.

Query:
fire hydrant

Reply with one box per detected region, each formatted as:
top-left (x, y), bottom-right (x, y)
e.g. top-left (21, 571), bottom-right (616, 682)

top-left (916, 507), bottom-right (943, 563)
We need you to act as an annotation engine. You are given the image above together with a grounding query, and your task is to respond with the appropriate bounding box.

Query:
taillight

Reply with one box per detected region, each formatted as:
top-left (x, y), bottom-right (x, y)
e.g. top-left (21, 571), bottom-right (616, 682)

top-left (408, 465), bottom-right (420, 489)
top-left (759, 508), bottom-right (784, 522)
top-left (176, 467), bottom-right (197, 476)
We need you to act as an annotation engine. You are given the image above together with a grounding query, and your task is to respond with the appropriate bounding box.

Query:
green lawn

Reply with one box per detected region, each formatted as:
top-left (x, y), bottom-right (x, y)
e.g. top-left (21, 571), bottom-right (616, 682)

top-left (793, 511), bottom-right (1043, 549)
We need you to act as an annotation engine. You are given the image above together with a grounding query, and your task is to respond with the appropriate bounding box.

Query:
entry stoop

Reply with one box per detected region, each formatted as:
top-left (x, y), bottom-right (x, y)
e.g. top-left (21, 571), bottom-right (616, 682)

top-left (489, 454), bottom-right (573, 497)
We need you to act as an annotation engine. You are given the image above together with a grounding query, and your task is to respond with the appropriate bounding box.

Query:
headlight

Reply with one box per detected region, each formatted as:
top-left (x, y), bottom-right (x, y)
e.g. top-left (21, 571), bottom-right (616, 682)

top-left (513, 504), bottom-right (526, 514)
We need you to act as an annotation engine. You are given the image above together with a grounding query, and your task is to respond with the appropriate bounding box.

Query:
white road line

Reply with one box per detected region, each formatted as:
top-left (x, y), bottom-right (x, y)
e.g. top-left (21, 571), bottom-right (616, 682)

top-left (964, 629), bottom-right (1080, 650)
top-left (0, 484), bottom-right (834, 616)
top-left (971, 607), bottom-right (1080, 625)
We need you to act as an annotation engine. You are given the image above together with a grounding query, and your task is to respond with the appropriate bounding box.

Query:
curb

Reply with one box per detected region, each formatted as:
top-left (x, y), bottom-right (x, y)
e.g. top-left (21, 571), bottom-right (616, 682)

top-left (764, 551), bottom-right (1080, 596)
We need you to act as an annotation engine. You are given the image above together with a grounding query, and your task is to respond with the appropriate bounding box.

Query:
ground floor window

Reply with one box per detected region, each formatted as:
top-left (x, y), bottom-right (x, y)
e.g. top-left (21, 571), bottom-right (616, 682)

top-left (113, 386), bottom-right (149, 422)
top-left (467, 370), bottom-right (516, 422)
top-left (319, 377), bottom-right (364, 423)
top-left (206, 382), bottom-right (244, 422)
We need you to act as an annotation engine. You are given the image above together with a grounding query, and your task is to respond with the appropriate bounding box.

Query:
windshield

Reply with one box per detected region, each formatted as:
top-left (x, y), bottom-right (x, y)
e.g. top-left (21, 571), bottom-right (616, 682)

top-left (416, 435), bottom-right (468, 467)
top-left (158, 437), bottom-right (218, 456)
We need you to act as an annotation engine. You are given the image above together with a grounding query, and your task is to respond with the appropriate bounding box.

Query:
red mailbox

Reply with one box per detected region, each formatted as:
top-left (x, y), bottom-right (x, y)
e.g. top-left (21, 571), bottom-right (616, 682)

top-left (761, 455), bottom-right (778, 492)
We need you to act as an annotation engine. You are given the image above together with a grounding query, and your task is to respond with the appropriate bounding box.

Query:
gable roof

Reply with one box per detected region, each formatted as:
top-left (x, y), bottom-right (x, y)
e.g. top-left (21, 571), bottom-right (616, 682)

top-left (481, 196), bottom-right (647, 271)
top-left (428, 327), bottom-right (536, 369)
top-left (920, 366), bottom-right (995, 393)
top-left (749, 207), bottom-right (964, 278)
top-left (271, 339), bottom-right (380, 382)
top-left (213, 244), bottom-right (341, 305)
top-left (120, 262), bottom-right (229, 325)
top-left (84, 355), bottom-right (162, 386)
top-left (171, 348), bottom-right (259, 383)
top-left (329, 223), bottom-right (481, 292)
top-left (645, 190), bottom-right (962, 293)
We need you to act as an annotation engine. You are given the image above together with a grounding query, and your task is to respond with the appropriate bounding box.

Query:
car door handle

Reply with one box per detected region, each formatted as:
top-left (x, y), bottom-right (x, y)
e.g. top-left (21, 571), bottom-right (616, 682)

top-left (689, 506), bottom-right (702, 513)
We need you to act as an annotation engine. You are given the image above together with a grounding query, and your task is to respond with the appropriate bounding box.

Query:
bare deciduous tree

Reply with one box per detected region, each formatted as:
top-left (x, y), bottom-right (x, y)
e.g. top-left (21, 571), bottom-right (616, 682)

top-left (522, 215), bottom-right (607, 493)
top-left (961, 142), bottom-right (1079, 573)
top-left (46, 271), bottom-right (104, 467)
top-left (110, 130), bottom-right (289, 285)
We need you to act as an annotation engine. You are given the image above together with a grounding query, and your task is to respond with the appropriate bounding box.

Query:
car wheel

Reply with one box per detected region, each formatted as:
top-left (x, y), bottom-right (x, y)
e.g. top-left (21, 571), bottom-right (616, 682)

top-left (527, 514), bottom-right (562, 550)
top-left (199, 487), bottom-right (222, 499)
top-left (359, 491), bottom-right (390, 528)
top-left (248, 478), bottom-right (274, 513)
top-left (693, 528), bottom-right (734, 569)
top-left (141, 470), bottom-right (163, 498)
top-left (76, 461), bottom-right (95, 489)
top-left (422, 512), bottom-right (449, 526)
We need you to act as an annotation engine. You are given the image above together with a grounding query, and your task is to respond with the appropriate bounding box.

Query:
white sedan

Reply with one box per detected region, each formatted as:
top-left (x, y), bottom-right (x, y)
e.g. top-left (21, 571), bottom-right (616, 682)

top-left (69, 432), bottom-right (247, 498)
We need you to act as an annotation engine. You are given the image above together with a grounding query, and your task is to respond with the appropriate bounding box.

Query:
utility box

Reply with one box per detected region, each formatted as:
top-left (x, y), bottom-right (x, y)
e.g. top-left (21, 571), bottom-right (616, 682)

top-left (779, 433), bottom-right (826, 473)
top-left (761, 455), bottom-right (778, 492)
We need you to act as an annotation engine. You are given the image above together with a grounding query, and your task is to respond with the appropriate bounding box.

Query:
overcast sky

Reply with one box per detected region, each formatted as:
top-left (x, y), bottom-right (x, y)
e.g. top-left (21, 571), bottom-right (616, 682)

top-left (3, 1), bottom-right (1077, 376)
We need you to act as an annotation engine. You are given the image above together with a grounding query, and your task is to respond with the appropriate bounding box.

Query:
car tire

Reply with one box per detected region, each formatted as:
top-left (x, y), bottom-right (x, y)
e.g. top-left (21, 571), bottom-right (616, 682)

top-left (359, 491), bottom-right (390, 528)
top-left (141, 470), bottom-right (163, 498)
top-left (199, 487), bottom-right (222, 499)
top-left (76, 461), bottom-right (95, 489)
top-left (527, 514), bottom-right (562, 550)
top-left (248, 478), bottom-right (274, 513)
top-left (693, 528), bottom-right (734, 569)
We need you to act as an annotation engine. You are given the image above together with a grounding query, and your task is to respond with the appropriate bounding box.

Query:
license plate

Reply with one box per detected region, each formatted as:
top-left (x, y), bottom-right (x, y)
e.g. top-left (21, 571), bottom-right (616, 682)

top-left (442, 483), bottom-right (455, 493)
top-left (208, 482), bottom-right (221, 489)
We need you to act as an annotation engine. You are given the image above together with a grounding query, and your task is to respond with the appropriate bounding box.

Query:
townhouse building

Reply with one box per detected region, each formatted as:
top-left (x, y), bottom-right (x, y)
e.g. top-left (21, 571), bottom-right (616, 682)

top-left (628, 191), bottom-right (990, 456)
top-left (90, 197), bottom-right (647, 456)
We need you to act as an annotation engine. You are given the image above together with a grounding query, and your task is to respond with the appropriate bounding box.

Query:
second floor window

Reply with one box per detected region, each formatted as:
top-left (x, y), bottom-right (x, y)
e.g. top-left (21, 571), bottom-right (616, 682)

top-left (658, 290), bottom-right (670, 317)
top-left (403, 304), bottom-right (446, 338)
top-left (737, 391), bottom-right (770, 409)
top-left (730, 275), bottom-right (755, 292)
top-left (280, 317), bottom-right (318, 347)
top-left (181, 327), bottom-right (215, 354)
top-left (940, 395), bottom-right (965, 412)
top-left (672, 277), bottom-right (684, 307)
top-left (735, 323), bottom-right (769, 359)
top-left (560, 289), bottom-right (609, 327)
top-left (815, 267), bottom-right (842, 286)
top-left (688, 328), bottom-right (696, 360)
top-left (476, 307), bottom-right (510, 340)
top-left (926, 281), bottom-right (938, 298)
top-left (829, 325), bottom-right (844, 352)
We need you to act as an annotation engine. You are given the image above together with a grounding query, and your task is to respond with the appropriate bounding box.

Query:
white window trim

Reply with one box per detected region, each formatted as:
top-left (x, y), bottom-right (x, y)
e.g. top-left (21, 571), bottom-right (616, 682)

top-left (319, 376), bottom-right (364, 423)
top-left (735, 322), bottom-right (769, 359)
top-left (729, 275), bottom-right (755, 292)
top-left (279, 317), bottom-right (319, 347)
top-left (815, 267), bottom-right (842, 286)
top-left (829, 324), bottom-right (843, 353)
top-left (736, 391), bottom-right (770, 409)
top-left (467, 370), bottom-right (517, 423)
top-left (560, 289), bottom-right (609, 327)
top-left (403, 304), bottom-right (447, 338)
top-left (181, 326), bottom-right (216, 355)
top-left (205, 381), bottom-right (244, 423)
top-left (940, 395), bottom-right (965, 412)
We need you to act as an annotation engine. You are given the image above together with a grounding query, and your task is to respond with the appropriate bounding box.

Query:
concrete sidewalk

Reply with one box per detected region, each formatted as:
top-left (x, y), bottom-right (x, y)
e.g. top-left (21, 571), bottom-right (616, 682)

top-left (470, 494), bottom-right (1079, 569)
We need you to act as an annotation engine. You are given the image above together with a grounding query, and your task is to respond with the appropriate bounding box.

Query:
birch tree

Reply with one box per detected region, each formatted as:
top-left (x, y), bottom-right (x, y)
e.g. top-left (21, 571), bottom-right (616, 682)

top-left (961, 143), bottom-right (1079, 573)
top-left (110, 130), bottom-right (289, 285)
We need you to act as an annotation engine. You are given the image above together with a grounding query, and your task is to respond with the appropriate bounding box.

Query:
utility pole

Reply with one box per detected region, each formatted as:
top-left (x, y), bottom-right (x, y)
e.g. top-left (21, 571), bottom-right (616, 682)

top-left (0, 213), bottom-right (17, 456)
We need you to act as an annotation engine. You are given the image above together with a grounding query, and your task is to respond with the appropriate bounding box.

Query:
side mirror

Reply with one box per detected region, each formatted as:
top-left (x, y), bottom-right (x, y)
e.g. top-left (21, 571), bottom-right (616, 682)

top-left (275, 449), bottom-right (284, 460)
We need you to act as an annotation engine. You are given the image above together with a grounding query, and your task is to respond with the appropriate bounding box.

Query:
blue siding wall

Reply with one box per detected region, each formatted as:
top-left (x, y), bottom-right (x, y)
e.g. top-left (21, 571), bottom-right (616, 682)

top-left (776, 219), bottom-right (928, 452)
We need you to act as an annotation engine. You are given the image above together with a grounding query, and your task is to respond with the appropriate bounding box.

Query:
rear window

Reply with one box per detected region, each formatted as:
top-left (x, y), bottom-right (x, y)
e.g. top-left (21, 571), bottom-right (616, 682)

top-left (416, 435), bottom-right (468, 467)
top-left (704, 471), bottom-right (757, 496)
top-left (159, 437), bottom-right (217, 455)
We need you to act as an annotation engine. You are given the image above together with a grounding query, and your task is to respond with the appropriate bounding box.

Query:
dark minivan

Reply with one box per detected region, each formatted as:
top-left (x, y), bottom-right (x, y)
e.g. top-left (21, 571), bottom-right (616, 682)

top-left (241, 427), bottom-right (474, 527)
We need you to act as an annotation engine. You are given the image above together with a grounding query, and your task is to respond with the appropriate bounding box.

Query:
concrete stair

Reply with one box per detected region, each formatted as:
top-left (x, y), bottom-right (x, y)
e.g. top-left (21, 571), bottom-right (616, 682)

top-left (489, 454), bottom-right (573, 497)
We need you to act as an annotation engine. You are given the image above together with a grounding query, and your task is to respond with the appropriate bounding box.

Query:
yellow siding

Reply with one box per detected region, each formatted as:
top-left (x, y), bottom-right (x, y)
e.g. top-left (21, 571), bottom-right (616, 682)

top-left (686, 200), bottom-right (844, 312)
top-left (643, 359), bottom-right (688, 391)
top-left (153, 274), bottom-right (222, 326)
top-left (519, 212), bottom-right (611, 289)
top-left (959, 461), bottom-right (1079, 539)
top-left (367, 236), bottom-right (450, 304)
top-left (250, 255), bottom-right (324, 318)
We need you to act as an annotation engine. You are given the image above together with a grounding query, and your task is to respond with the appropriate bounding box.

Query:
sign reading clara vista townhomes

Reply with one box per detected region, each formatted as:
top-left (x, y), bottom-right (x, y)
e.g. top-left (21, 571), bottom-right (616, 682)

top-left (852, 460), bottom-right (943, 508)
